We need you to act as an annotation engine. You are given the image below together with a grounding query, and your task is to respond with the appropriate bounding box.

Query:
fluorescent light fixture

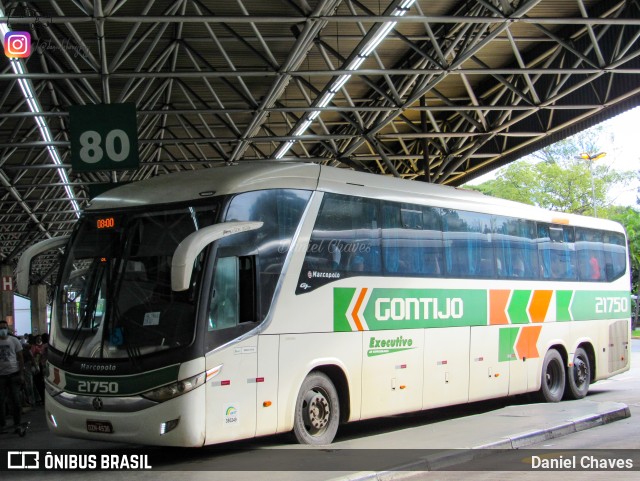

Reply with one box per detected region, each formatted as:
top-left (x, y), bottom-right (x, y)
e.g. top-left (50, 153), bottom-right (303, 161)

top-left (317, 92), bottom-right (335, 108)
top-left (294, 119), bottom-right (312, 136)
top-left (361, 21), bottom-right (397, 56)
top-left (329, 74), bottom-right (351, 93)
top-left (274, 140), bottom-right (294, 160)
top-left (400, 0), bottom-right (417, 9)
top-left (347, 56), bottom-right (366, 71)
top-left (272, 0), bottom-right (416, 159)
top-left (0, 7), bottom-right (80, 217)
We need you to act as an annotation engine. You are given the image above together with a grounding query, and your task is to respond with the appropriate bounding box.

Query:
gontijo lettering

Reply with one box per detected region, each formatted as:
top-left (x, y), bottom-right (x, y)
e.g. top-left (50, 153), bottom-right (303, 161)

top-left (333, 287), bottom-right (487, 331)
top-left (375, 297), bottom-right (463, 321)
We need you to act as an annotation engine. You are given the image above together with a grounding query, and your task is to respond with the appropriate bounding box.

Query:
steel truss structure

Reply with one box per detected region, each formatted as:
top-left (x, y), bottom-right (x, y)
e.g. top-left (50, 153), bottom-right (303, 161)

top-left (1, 0), bottom-right (640, 286)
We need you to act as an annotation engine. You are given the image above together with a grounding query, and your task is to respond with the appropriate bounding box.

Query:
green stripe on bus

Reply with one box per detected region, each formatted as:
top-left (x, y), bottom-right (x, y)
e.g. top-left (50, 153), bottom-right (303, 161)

top-left (507, 290), bottom-right (531, 324)
top-left (333, 287), bottom-right (356, 332)
top-left (570, 290), bottom-right (631, 321)
top-left (62, 364), bottom-right (180, 396)
top-left (499, 327), bottom-right (520, 362)
top-left (556, 290), bottom-right (573, 321)
top-left (334, 288), bottom-right (488, 331)
top-left (334, 287), bottom-right (631, 332)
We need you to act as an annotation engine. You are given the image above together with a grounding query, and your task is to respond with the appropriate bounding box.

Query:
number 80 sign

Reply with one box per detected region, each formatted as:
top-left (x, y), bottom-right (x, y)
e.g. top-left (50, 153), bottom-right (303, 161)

top-left (69, 103), bottom-right (139, 172)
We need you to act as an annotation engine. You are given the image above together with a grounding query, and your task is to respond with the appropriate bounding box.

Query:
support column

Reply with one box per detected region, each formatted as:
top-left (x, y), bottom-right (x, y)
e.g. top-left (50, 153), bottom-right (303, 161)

top-left (29, 284), bottom-right (48, 335)
top-left (0, 264), bottom-right (15, 332)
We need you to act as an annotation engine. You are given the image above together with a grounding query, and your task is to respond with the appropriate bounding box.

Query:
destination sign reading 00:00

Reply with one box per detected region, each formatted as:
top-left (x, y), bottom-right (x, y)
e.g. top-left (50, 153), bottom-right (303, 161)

top-left (96, 217), bottom-right (116, 229)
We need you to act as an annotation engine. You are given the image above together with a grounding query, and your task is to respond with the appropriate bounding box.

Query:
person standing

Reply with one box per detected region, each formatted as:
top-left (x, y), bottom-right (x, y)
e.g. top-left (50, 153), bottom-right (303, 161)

top-left (31, 335), bottom-right (47, 405)
top-left (0, 320), bottom-right (25, 432)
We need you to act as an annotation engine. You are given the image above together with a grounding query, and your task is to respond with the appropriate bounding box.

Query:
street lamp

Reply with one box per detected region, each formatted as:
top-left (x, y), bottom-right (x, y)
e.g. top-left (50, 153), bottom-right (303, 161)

top-left (576, 151), bottom-right (607, 217)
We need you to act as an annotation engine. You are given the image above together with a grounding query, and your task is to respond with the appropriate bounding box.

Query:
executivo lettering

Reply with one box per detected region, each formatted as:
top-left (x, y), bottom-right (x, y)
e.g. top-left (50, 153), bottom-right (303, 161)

top-left (368, 335), bottom-right (415, 357)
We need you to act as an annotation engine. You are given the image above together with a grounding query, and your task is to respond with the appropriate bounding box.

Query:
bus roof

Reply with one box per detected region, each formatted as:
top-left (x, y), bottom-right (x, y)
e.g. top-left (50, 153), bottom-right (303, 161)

top-left (86, 161), bottom-right (624, 234)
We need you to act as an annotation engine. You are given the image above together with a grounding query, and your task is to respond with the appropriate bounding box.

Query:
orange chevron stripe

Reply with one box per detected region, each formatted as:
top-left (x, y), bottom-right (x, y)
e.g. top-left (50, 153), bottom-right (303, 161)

top-left (351, 287), bottom-right (368, 331)
top-left (515, 325), bottom-right (542, 360)
top-left (489, 290), bottom-right (510, 325)
top-left (529, 290), bottom-right (553, 323)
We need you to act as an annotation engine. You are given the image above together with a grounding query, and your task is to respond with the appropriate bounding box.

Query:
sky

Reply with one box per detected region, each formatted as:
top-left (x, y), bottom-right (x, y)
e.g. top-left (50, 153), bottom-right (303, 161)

top-left (466, 106), bottom-right (640, 208)
top-left (598, 106), bottom-right (640, 206)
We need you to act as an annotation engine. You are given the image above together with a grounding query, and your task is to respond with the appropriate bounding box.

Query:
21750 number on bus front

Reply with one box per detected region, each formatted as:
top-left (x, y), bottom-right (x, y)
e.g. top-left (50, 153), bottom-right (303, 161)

top-left (77, 380), bottom-right (119, 394)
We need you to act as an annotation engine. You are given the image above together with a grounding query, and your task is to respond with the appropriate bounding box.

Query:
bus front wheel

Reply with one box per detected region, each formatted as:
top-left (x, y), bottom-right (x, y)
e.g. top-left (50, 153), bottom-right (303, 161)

top-left (293, 372), bottom-right (340, 445)
top-left (564, 347), bottom-right (591, 400)
top-left (538, 349), bottom-right (565, 403)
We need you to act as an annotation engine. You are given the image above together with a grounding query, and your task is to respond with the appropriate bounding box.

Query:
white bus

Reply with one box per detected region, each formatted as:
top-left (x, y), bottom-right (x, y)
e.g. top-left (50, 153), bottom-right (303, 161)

top-left (18, 162), bottom-right (631, 447)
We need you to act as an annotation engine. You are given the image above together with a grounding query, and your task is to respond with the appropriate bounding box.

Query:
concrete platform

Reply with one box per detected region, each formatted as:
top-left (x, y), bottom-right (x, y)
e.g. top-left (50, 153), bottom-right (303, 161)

top-left (328, 400), bottom-right (630, 479)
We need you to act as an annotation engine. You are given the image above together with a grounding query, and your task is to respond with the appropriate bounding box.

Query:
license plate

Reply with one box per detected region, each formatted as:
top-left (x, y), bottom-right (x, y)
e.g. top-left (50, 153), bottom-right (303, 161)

top-left (86, 420), bottom-right (113, 434)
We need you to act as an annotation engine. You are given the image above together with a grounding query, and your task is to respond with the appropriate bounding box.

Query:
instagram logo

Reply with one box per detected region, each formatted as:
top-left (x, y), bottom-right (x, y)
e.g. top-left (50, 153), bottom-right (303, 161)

top-left (4, 32), bottom-right (32, 58)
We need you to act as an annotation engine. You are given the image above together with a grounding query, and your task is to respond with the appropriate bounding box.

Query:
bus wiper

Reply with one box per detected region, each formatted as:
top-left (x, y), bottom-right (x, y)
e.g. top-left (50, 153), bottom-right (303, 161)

top-left (62, 262), bottom-right (104, 365)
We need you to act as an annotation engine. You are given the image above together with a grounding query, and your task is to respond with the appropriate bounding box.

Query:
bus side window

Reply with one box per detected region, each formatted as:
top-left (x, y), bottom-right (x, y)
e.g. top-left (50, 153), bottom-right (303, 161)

top-left (442, 210), bottom-right (493, 278)
top-left (209, 257), bottom-right (239, 331)
top-left (603, 232), bottom-right (627, 281)
top-left (538, 224), bottom-right (576, 280)
top-left (576, 228), bottom-right (605, 281)
top-left (494, 217), bottom-right (539, 279)
top-left (208, 256), bottom-right (256, 331)
top-left (299, 193), bottom-right (380, 292)
top-left (382, 203), bottom-right (443, 277)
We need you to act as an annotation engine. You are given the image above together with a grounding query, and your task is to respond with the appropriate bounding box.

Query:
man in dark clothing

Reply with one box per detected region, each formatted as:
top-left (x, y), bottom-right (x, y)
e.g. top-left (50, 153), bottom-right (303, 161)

top-left (0, 320), bottom-right (25, 432)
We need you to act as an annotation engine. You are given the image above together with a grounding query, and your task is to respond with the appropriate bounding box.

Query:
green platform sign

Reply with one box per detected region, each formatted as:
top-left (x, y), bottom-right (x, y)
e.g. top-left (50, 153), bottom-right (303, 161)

top-left (69, 103), bottom-right (139, 172)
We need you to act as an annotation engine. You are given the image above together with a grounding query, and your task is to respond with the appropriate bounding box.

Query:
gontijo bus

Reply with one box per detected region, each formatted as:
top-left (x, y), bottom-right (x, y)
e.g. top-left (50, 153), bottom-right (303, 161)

top-left (17, 162), bottom-right (631, 446)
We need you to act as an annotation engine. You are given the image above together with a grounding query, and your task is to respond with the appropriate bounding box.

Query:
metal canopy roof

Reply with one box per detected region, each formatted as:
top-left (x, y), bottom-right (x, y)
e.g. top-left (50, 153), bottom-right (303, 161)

top-left (1, 0), bottom-right (640, 288)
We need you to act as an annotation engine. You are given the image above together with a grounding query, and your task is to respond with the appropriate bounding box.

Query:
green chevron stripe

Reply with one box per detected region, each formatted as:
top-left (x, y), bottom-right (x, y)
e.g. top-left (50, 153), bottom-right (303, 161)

top-left (556, 290), bottom-right (574, 321)
top-left (499, 327), bottom-right (520, 362)
top-left (507, 290), bottom-right (531, 324)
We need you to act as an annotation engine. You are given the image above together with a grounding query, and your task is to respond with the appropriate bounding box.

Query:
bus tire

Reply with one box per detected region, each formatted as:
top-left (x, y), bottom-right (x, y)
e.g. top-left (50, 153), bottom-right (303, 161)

top-left (293, 372), bottom-right (340, 445)
top-left (564, 347), bottom-right (590, 400)
top-left (537, 349), bottom-right (565, 403)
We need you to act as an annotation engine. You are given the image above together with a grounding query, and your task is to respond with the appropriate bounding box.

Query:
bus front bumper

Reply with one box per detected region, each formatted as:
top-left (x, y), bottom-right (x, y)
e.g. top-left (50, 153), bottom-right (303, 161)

top-left (45, 386), bottom-right (206, 447)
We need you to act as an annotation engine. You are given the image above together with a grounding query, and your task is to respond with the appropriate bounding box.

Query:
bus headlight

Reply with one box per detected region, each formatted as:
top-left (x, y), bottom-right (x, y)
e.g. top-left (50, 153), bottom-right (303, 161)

top-left (141, 372), bottom-right (206, 403)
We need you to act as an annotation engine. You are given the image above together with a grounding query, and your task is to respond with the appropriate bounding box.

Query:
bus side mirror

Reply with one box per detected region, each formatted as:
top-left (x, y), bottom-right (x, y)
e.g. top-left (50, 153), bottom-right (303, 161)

top-left (171, 221), bottom-right (263, 292)
top-left (16, 236), bottom-right (70, 296)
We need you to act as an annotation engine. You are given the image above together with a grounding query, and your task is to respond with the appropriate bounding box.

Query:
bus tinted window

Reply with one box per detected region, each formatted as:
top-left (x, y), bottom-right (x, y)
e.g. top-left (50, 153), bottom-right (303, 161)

top-left (296, 194), bottom-right (626, 293)
top-left (494, 217), bottom-right (539, 279)
top-left (382, 203), bottom-right (443, 276)
top-left (538, 224), bottom-right (576, 280)
top-left (299, 194), bottom-right (380, 292)
top-left (314, 193), bottom-right (380, 273)
top-left (603, 231), bottom-right (627, 281)
top-left (576, 228), bottom-right (605, 281)
top-left (442, 210), bottom-right (494, 278)
top-left (225, 189), bottom-right (311, 318)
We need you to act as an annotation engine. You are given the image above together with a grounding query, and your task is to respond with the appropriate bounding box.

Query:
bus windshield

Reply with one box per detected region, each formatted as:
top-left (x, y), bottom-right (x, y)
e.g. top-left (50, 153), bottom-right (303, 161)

top-left (52, 204), bottom-right (219, 360)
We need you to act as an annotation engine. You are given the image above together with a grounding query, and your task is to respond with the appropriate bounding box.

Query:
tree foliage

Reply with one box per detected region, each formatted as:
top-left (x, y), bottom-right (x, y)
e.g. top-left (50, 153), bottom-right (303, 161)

top-left (611, 207), bottom-right (640, 295)
top-left (470, 125), bottom-right (635, 216)
top-left (472, 160), bottom-right (633, 216)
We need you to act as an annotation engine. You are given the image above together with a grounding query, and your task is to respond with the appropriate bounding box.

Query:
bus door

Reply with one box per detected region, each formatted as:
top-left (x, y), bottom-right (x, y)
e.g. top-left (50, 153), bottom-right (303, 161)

top-left (204, 255), bottom-right (258, 444)
top-left (468, 326), bottom-right (509, 401)
top-left (361, 328), bottom-right (423, 418)
top-left (505, 326), bottom-right (529, 395)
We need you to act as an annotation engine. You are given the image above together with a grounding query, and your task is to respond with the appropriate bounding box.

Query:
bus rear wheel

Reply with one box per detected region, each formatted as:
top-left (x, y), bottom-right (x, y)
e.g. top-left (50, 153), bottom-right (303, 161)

top-left (564, 347), bottom-right (591, 400)
top-left (538, 349), bottom-right (565, 402)
top-left (293, 372), bottom-right (340, 445)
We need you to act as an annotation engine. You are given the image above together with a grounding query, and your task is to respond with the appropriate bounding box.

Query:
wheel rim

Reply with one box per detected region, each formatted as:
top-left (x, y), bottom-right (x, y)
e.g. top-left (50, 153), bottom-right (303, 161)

top-left (302, 388), bottom-right (331, 436)
top-left (573, 356), bottom-right (588, 388)
top-left (545, 359), bottom-right (563, 395)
